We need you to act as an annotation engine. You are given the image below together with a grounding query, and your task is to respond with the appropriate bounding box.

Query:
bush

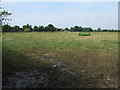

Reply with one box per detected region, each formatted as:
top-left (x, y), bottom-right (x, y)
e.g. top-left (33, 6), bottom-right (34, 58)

top-left (60, 29), bottom-right (65, 32)
top-left (23, 28), bottom-right (31, 32)
top-left (11, 26), bottom-right (20, 32)
top-left (2, 25), bottom-right (11, 32)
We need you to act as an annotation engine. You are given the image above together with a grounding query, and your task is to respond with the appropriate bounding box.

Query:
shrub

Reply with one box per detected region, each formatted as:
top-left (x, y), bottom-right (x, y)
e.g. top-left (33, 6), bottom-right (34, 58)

top-left (23, 28), bottom-right (31, 32)
top-left (11, 26), bottom-right (20, 32)
top-left (2, 24), bottom-right (11, 32)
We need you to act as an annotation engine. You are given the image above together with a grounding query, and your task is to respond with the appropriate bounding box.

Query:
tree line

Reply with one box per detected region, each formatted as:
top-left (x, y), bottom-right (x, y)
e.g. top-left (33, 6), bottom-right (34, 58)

top-left (2, 24), bottom-right (119, 32)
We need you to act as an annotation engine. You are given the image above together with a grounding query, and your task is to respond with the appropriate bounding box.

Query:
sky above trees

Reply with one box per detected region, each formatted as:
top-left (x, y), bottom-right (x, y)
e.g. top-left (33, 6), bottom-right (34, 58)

top-left (2, 2), bottom-right (118, 29)
top-left (2, 0), bottom-right (118, 2)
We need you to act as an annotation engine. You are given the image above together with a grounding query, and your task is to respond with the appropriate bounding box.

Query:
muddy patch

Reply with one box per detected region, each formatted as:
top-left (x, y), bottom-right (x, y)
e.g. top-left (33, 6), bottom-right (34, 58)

top-left (3, 57), bottom-right (118, 88)
top-left (3, 60), bottom-right (79, 88)
top-left (3, 70), bottom-right (49, 88)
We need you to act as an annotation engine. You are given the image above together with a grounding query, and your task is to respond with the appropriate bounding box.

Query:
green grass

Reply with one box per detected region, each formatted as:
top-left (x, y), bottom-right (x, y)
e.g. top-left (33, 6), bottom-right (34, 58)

top-left (2, 32), bottom-right (118, 51)
top-left (2, 32), bottom-right (119, 88)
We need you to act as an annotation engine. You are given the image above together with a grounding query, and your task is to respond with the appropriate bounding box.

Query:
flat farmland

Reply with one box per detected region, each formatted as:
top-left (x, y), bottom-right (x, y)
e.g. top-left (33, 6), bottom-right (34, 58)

top-left (2, 32), bottom-right (119, 88)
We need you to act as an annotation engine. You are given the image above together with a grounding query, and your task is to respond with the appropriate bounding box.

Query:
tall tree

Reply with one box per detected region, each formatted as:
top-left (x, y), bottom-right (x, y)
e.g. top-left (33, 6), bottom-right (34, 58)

top-left (38, 26), bottom-right (45, 32)
top-left (22, 24), bottom-right (33, 32)
top-left (83, 27), bottom-right (93, 32)
top-left (79, 26), bottom-right (83, 31)
top-left (97, 27), bottom-right (101, 32)
top-left (46, 24), bottom-right (55, 32)
top-left (0, 3), bottom-right (12, 26)
top-left (2, 24), bottom-right (11, 32)
top-left (65, 28), bottom-right (69, 31)
top-left (70, 27), bottom-right (74, 32)
top-left (11, 25), bottom-right (20, 32)
top-left (33, 26), bottom-right (38, 32)
top-left (0, 1), bottom-right (12, 33)
top-left (73, 26), bottom-right (80, 32)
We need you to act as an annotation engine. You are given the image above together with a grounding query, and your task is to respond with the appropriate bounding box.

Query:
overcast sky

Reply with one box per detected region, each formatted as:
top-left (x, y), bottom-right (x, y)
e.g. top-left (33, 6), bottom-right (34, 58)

top-left (2, 2), bottom-right (118, 29)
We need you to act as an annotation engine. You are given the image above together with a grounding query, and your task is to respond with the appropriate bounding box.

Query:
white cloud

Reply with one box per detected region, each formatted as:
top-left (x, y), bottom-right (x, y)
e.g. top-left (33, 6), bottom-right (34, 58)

top-left (2, 0), bottom-right (119, 2)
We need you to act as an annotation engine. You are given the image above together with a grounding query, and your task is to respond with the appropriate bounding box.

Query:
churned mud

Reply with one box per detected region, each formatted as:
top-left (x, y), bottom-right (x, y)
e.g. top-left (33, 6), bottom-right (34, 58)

top-left (3, 58), bottom-right (118, 88)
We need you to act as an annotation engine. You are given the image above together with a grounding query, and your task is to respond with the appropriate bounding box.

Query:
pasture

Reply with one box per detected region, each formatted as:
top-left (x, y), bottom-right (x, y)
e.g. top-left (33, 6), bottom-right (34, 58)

top-left (2, 32), bottom-right (118, 88)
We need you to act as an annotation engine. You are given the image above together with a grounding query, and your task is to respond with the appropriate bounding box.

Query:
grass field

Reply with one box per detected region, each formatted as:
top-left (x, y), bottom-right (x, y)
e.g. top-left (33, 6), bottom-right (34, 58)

top-left (2, 32), bottom-right (119, 88)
